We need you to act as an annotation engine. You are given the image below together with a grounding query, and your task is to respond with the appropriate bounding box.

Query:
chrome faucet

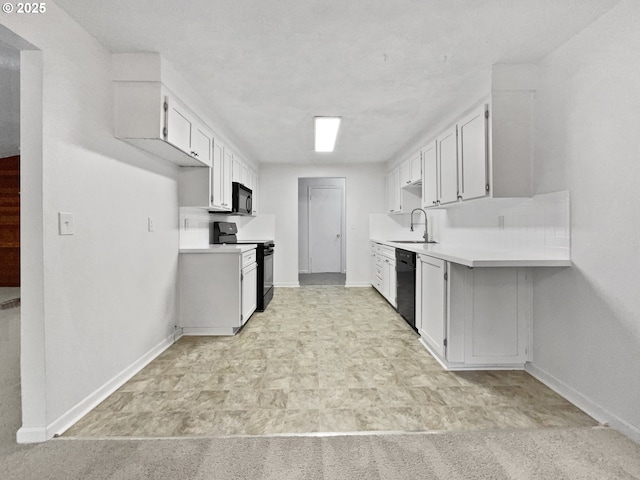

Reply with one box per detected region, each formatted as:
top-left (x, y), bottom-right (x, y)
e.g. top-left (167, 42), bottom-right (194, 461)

top-left (410, 208), bottom-right (430, 242)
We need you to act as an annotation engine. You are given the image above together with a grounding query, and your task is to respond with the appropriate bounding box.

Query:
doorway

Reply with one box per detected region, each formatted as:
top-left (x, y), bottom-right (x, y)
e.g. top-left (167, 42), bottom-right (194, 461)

top-left (298, 177), bottom-right (346, 286)
top-left (0, 36), bottom-right (22, 446)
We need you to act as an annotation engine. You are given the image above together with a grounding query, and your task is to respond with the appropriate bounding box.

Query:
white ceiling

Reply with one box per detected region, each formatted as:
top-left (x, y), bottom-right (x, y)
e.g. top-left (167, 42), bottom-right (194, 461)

top-left (55, 0), bottom-right (619, 165)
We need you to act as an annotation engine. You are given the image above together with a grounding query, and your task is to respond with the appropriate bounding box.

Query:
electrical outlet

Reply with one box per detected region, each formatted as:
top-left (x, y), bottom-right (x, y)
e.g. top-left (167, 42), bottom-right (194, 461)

top-left (148, 217), bottom-right (154, 232)
top-left (58, 212), bottom-right (74, 235)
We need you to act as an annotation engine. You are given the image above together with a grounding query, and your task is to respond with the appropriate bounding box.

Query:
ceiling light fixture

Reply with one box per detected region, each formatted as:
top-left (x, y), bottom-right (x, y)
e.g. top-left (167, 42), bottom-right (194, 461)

top-left (314, 116), bottom-right (341, 152)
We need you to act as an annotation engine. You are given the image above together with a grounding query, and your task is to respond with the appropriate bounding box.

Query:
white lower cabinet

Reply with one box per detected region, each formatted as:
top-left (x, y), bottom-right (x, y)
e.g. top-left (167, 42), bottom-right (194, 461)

top-left (241, 261), bottom-right (258, 325)
top-left (417, 255), bottom-right (531, 370)
top-left (370, 243), bottom-right (396, 308)
top-left (179, 249), bottom-right (257, 335)
top-left (417, 256), bottom-right (447, 358)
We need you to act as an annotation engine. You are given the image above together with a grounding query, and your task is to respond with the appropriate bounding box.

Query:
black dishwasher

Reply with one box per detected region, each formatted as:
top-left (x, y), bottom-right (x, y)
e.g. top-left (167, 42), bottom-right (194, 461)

top-left (396, 249), bottom-right (417, 331)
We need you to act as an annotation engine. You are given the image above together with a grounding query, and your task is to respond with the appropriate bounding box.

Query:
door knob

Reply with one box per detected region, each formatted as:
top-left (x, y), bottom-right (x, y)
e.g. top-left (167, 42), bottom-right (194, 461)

top-left (336, 234), bottom-right (341, 238)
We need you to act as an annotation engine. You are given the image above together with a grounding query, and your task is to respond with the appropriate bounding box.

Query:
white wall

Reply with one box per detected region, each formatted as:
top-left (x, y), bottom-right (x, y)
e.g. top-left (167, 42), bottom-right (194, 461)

top-left (0, 42), bottom-right (20, 157)
top-left (298, 177), bottom-right (346, 273)
top-left (178, 208), bottom-right (276, 249)
top-left (2, 4), bottom-right (180, 440)
top-left (530, 0), bottom-right (640, 441)
top-left (259, 163), bottom-right (385, 287)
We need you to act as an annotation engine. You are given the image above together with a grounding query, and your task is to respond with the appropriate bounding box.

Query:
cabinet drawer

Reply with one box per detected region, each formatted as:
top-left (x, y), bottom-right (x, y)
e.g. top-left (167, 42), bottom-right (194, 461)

top-left (375, 255), bottom-right (384, 267)
top-left (242, 249), bottom-right (257, 267)
top-left (375, 265), bottom-right (383, 279)
top-left (380, 245), bottom-right (395, 259)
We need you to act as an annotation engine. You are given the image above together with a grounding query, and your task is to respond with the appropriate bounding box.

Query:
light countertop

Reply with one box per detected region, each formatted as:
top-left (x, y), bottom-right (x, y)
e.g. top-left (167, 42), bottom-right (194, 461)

top-left (371, 239), bottom-right (571, 268)
top-left (179, 244), bottom-right (257, 254)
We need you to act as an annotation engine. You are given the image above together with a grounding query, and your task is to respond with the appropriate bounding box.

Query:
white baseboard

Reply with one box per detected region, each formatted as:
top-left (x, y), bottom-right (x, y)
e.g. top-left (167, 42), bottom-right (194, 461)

top-left (16, 426), bottom-right (47, 444)
top-left (526, 363), bottom-right (640, 444)
top-left (182, 327), bottom-right (236, 336)
top-left (18, 332), bottom-right (178, 443)
top-left (419, 337), bottom-right (525, 372)
top-left (275, 282), bottom-right (300, 288)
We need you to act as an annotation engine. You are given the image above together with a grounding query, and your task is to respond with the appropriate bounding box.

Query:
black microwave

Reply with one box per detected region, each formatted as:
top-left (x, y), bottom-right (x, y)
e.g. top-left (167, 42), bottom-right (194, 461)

top-left (231, 182), bottom-right (252, 215)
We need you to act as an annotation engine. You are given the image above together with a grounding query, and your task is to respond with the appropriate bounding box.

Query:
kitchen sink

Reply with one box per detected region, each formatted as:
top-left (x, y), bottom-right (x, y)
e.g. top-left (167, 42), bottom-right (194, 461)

top-left (388, 240), bottom-right (438, 244)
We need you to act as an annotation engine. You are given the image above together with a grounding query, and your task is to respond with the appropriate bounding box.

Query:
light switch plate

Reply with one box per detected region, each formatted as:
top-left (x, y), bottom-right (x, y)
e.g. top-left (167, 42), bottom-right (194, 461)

top-left (58, 212), bottom-right (74, 235)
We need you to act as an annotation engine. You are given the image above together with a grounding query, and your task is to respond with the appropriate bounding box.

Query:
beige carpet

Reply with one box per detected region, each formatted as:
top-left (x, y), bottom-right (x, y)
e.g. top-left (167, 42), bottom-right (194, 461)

top-left (3, 428), bottom-right (640, 479)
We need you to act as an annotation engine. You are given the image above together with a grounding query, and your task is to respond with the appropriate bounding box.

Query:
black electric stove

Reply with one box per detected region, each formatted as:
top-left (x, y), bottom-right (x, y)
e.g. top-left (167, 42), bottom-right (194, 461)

top-left (212, 222), bottom-right (274, 312)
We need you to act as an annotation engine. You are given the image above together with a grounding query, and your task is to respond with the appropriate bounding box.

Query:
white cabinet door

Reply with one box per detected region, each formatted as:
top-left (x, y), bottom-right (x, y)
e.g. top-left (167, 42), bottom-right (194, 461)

top-left (399, 160), bottom-right (411, 187)
top-left (392, 168), bottom-right (401, 211)
top-left (223, 147), bottom-right (233, 208)
top-left (381, 259), bottom-right (390, 299)
top-left (457, 105), bottom-right (488, 201)
top-left (385, 172), bottom-right (395, 214)
top-left (191, 122), bottom-right (212, 167)
top-left (463, 268), bottom-right (529, 365)
top-left (387, 257), bottom-right (397, 308)
top-left (241, 164), bottom-right (251, 187)
top-left (231, 156), bottom-right (242, 184)
top-left (420, 255), bottom-right (447, 358)
top-left (165, 97), bottom-right (192, 154)
top-left (410, 153), bottom-right (422, 184)
top-left (250, 169), bottom-right (258, 214)
top-left (422, 141), bottom-right (438, 208)
top-left (241, 262), bottom-right (257, 324)
top-left (211, 141), bottom-right (225, 209)
top-left (370, 251), bottom-right (377, 286)
top-left (437, 126), bottom-right (458, 205)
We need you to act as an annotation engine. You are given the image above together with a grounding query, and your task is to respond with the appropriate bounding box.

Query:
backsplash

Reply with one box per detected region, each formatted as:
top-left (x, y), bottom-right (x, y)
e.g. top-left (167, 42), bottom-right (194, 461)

top-left (179, 208), bottom-right (276, 248)
top-left (370, 191), bottom-right (570, 255)
top-left (440, 191), bottom-right (570, 253)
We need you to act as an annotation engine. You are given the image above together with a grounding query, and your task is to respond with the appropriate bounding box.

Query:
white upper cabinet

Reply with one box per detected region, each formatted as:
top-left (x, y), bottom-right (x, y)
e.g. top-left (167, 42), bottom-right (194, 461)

top-left (386, 163), bottom-right (421, 215)
top-left (179, 136), bottom-right (232, 211)
top-left (410, 153), bottom-right (422, 184)
top-left (165, 97), bottom-right (213, 167)
top-left (399, 160), bottom-right (411, 187)
top-left (420, 66), bottom-right (537, 208)
top-left (422, 141), bottom-right (438, 208)
top-left (212, 140), bottom-right (232, 210)
top-left (231, 155), bottom-right (242, 184)
top-left (400, 153), bottom-right (422, 187)
top-left (241, 164), bottom-right (251, 187)
top-left (113, 81), bottom-right (212, 168)
top-left (165, 98), bottom-right (192, 153)
top-left (437, 125), bottom-right (459, 205)
top-left (386, 170), bottom-right (399, 214)
top-left (457, 105), bottom-right (488, 201)
top-left (191, 121), bottom-right (213, 167)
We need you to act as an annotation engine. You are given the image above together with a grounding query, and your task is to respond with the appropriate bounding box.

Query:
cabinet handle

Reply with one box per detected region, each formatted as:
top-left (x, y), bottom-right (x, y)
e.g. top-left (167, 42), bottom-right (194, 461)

top-left (406, 180), bottom-right (411, 184)
top-left (457, 195), bottom-right (462, 200)
top-left (432, 201), bottom-right (437, 205)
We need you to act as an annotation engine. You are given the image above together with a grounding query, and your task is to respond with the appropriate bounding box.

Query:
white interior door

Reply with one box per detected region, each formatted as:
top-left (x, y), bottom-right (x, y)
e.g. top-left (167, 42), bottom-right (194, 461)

top-left (309, 186), bottom-right (343, 273)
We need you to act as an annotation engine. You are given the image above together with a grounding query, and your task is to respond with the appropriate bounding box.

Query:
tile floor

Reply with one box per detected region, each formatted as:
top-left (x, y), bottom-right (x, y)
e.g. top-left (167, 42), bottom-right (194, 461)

top-left (64, 286), bottom-right (598, 437)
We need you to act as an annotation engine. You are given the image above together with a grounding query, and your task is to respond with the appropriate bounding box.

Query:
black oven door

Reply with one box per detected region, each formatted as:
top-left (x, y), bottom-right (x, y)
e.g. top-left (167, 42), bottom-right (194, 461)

top-left (232, 182), bottom-right (252, 215)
